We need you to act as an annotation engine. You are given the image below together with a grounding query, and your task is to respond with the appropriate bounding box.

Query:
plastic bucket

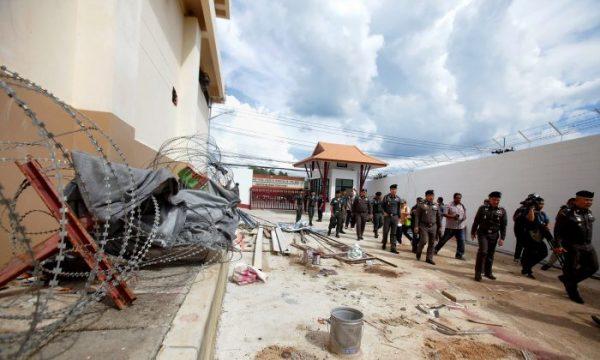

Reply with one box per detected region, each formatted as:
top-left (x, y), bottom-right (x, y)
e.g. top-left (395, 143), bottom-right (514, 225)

top-left (328, 307), bottom-right (363, 355)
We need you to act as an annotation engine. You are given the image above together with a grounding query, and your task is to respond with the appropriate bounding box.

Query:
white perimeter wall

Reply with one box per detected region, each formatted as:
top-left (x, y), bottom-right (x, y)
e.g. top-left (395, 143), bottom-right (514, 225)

top-left (0, 0), bottom-right (210, 151)
top-left (366, 135), bottom-right (600, 257)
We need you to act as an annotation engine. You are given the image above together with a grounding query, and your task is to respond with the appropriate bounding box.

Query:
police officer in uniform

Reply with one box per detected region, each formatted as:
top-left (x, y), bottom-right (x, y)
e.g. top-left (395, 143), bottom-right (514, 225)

top-left (294, 192), bottom-right (303, 222)
top-left (317, 196), bottom-right (324, 222)
top-left (353, 189), bottom-right (372, 240)
top-left (555, 190), bottom-right (597, 304)
top-left (306, 191), bottom-right (318, 226)
top-left (382, 184), bottom-right (401, 253)
top-left (328, 191), bottom-right (345, 238)
top-left (471, 191), bottom-right (507, 281)
top-left (371, 192), bottom-right (384, 238)
top-left (414, 190), bottom-right (442, 265)
top-left (410, 197), bottom-right (423, 253)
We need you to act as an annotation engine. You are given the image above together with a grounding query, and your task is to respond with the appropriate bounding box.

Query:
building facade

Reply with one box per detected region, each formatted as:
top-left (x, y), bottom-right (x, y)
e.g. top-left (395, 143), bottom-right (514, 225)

top-left (294, 142), bottom-right (387, 213)
top-left (0, 0), bottom-right (229, 165)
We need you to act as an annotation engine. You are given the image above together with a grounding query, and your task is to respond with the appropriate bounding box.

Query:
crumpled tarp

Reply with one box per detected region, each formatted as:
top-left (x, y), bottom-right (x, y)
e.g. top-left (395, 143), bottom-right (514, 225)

top-left (66, 151), bottom-right (239, 252)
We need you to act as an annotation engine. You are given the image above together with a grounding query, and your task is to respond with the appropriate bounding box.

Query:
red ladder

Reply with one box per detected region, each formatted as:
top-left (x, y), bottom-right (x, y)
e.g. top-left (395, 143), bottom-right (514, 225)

top-left (0, 158), bottom-right (135, 309)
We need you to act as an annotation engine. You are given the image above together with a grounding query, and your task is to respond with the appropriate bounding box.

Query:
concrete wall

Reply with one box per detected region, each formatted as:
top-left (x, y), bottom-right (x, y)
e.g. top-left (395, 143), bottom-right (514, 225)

top-left (0, 0), bottom-right (210, 152)
top-left (366, 135), bottom-right (600, 257)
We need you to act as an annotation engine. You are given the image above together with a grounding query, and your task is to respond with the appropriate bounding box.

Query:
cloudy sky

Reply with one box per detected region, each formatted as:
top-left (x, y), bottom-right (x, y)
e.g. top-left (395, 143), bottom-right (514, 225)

top-left (213, 0), bottom-right (600, 173)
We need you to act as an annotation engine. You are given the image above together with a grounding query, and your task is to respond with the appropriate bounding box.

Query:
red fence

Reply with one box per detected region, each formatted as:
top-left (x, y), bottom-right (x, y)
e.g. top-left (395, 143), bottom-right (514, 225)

top-left (250, 186), bottom-right (303, 210)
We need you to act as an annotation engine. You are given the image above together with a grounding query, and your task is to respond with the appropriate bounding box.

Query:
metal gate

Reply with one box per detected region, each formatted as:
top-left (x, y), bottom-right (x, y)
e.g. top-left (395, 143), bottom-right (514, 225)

top-left (250, 187), bottom-right (303, 210)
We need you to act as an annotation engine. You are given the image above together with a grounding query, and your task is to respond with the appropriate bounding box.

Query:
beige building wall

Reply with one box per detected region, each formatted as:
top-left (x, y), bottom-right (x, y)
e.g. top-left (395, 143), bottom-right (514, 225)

top-left (0, 0), bottom-right (211, 152)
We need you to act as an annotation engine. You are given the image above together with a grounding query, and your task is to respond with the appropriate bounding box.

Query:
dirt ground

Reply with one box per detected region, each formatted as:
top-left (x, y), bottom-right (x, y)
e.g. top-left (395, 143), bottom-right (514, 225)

top-left (215, 209), bottom-right (600, 360)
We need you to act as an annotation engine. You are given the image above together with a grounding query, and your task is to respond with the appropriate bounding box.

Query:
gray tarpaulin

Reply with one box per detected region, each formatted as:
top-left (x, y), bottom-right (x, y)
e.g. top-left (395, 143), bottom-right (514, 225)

top-left (66, 151), bottom-right (239, 251)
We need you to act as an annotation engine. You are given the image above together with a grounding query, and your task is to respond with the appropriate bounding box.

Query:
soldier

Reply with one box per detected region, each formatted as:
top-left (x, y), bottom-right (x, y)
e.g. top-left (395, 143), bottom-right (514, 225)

top-left (410, 197), bottom-right (423, 253)
top-left (555, 190), bottom-right (597, 304)
top-left (471, 191), bottom-right (507, 281)
top-left (353, 189), bottom-right (371, 240)
top-left (382, 184), bottom-right (402, 253)
top-left (339, 190), bottom-right (349, 234)
top-left (317, 196), bottom-right (324, 222)
top-left (294, 192), bottom-right (304, 222)
top-left (344, 189), bottom-right (355, 229)
top-left (306, 191), bottom-right (318, 226)
top-left (371, 192), bottom-right (384, 238)
top-left (328, 191), bottom-right (345, 238)
top-left (414, 190), bottom-right (442, 265)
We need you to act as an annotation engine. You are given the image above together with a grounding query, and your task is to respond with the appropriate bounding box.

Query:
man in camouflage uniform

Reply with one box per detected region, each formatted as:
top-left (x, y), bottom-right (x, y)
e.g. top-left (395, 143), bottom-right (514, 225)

top-left (371, 192), bottom-right (384, 238)
top-left (328, 190), bottom-right (345, 238)
top-left (307, 191), bottom-right (318, 226)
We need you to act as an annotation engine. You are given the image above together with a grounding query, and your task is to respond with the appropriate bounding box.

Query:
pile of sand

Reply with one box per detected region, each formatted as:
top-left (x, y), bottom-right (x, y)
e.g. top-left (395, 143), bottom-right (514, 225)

top-left (254, 345), bottom-right (319, 360)
top-left (424, 338), bottom-right (522, 360)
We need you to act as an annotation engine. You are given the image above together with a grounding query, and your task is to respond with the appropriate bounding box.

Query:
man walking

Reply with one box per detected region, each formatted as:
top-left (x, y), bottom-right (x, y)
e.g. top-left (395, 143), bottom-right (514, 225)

top-left (414, 190), bottom-right (442, 265)
top-left (294, 192), bottom-right (304, 222)
top-left (410, 197), bottom-right (423, 253)
top-left (435, 193), bottom-right (467, 260)
top-left (353, 189), bottom-right (371, 240)
top-left (382, 184), bottom-right (401, 253)
top-left (519, 196), bottom-right (551, 279)
top-left (542, 197), bottom-right (575, 271)
top-left (307, 191), bottom-right (318, 226)
top-left (471, 191), bottom-right (507, 281)
top-left (344, 189), bottom-right (355, 229)
top-left (328, 191), bottom-right (344, 238)
top-left (317, 196), bottom-right (324, 222)
top-left (371, 192), bottom-right (384, 238)
top-left (555, 190), bottom-right (597, 304)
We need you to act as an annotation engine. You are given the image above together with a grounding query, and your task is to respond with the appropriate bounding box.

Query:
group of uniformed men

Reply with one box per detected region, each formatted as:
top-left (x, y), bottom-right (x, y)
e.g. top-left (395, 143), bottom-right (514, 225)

top-left (294, 185), bottom-right (597, 304)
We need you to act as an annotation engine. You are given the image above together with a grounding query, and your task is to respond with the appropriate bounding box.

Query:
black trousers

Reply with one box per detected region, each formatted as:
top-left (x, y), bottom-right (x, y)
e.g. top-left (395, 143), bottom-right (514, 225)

top-left (345, 210), bottom-right (355, 228)
top-left (295, 208), bottom-right (302, 222)
top-left (382, 215), bottom-right (399, 249)
top-left (514, 232), bottom-right (525, 260)
top-left (521, 239), bottom-right (548, 274)
top-left (355, 213), bottom-right (367, 239)
top-left (417, 226), bottom-right (437, 261)
top-left (435, 228), bottom-right (466, 257)
top-left (475, 232), bottom-right (499, 276)
top-left (373, 213), bottom-right (383, 235)
top-left (317, 208), bottom-right (323, 221)
top-left (308, 208), bottom-right (315, 225)
top-left (328, 212), bottom-right (344, 235)
top-left (561, 244), bottom-right (599, 288)
top-left (396, 225), bottom-right (413, 244)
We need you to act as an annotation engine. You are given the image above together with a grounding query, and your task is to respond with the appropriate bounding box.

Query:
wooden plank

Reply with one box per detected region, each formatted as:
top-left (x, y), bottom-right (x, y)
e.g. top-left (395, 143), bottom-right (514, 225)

top-left (274, 227), bottom-right (291, 255)
top-left (270, 228), bottom-right (281, 254)
top-left (198, 260), bottom-right (229, 360)
top-left (252, 226), bottom-right (264, 270)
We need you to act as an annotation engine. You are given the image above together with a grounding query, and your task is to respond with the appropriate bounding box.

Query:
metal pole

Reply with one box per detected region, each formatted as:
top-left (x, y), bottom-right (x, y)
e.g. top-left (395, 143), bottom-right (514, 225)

top-left (548, 121), bottom-right (563, 141)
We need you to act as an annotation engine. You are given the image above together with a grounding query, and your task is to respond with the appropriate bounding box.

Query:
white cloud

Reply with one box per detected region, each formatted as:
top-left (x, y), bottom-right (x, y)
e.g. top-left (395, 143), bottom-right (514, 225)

top-left (215, 0), bottom-right (600, 173)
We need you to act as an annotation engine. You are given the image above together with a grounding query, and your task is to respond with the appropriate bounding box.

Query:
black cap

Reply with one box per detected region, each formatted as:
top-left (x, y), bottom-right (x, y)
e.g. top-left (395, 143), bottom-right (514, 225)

top-left (576, 190), bottom-right (594, 198)
top-left (489, 191), bottom-right (502, 198)
top-left (390, 184), bottom-right (398, 189)
top-left (425, 190), bottom-right (434, 196)
top-left (375, 191), bottom-right (382, 196)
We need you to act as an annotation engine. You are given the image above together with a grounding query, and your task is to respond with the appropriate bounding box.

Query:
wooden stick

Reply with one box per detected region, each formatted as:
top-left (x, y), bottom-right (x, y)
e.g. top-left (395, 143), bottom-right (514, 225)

top-left (252, 226), bottom-right (264, 270)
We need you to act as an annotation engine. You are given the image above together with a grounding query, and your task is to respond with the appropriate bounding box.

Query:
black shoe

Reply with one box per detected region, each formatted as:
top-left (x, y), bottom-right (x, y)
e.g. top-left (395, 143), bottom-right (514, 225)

top-left (335, 234), bottom-right (340, 238)
top-left (411, 247), bottom-right (417, 254)
top-left (434, 249), bottom-right (439, 255)
top-left (416, 254), bottom-right (421, 261)
top-left (327, 230), bottom-right (331, 236)
top-left (541, 264), bottom-right (551, 271)
top-left (374, 233), bottom-right (378, 238)
top-left (526, 273), bottom-right (536, 279)
top-left (340, 230), bottom-right (346, 234)
top-left (474, 275), bottom-right (482, 282)
top-left (568, 289), bottom-right (585, 304)
top-left (455, 256), bottom-right (466, 261)
top-left (382, 244), bottom-right (386, 250)
top-left (426, 259), bottom-right (436, 265)
top-left (514, 258), bottom-right (520, 263)
top-left (484, 274), bottom-right (497, 280)
top-left (390, 248), bottom-right (399, 254)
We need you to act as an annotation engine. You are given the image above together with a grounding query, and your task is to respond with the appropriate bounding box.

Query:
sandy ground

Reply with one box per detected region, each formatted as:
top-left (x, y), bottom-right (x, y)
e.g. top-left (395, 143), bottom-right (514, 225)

top-left (215, 209), bottom-right (600, 360)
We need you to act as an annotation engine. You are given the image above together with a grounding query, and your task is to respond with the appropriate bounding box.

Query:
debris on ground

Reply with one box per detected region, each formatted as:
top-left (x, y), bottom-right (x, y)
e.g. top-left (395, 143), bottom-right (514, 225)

top-left (441, 289), bottom-right (477, 304)
top-left (317, 268), bottom-right (338, 277)
top-left (424, 338), bottom-right (522, 360)
top-left (379, 315), bottom-right (417, 328)
top-left (231, 263), bottom-right (268, 285)
top-left (254, 345), bottom-right (319, 360)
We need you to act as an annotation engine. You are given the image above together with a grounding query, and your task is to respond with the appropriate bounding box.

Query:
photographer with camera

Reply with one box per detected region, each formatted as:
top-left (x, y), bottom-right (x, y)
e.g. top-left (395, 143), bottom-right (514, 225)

top-left (515, 194), bottom-right (552, 279)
